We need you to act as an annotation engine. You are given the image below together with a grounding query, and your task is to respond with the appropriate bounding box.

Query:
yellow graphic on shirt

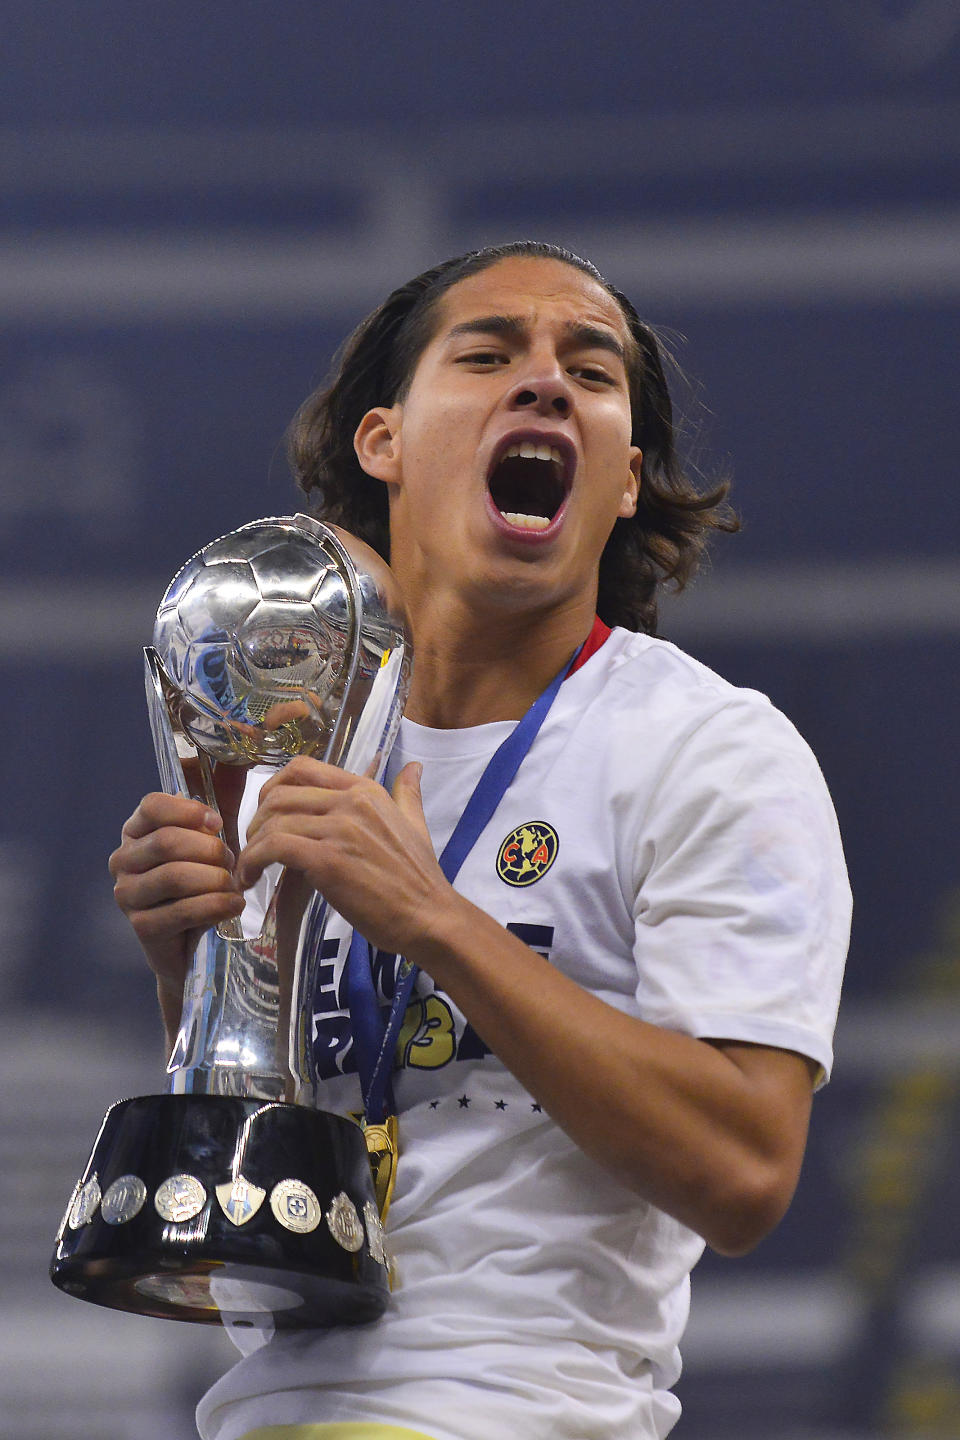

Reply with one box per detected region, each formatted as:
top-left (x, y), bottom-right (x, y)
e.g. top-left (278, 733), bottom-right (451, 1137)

top-left (496, 821), bottom-right (559, 887)
top-left (396, 994), bottom-right (456, 1069)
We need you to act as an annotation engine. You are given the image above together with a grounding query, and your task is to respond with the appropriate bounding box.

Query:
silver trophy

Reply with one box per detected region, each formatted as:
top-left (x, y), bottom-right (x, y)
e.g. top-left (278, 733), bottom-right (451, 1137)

top-left (50, 515), bottom-right (411, 1327)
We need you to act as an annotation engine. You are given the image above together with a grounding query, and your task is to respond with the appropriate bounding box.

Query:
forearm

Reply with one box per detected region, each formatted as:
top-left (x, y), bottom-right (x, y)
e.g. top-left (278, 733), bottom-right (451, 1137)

top-left (406, 891), bottom-right (813, 1254)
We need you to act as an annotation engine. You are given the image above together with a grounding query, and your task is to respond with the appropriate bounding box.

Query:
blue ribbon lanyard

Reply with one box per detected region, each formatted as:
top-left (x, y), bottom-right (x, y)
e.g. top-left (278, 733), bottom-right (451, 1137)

top-left (345, 645), bottom-right (580, 1128)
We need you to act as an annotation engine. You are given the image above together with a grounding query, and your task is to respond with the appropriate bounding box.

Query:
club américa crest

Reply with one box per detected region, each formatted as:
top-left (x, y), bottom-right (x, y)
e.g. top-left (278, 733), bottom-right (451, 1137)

top-left (496, 821), bottom-right (559, 887)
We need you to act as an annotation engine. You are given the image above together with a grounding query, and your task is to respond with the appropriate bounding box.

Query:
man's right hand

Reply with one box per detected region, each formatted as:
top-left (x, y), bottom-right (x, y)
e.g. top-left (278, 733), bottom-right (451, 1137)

top-left (108, 792), bottom-right (246, 1038)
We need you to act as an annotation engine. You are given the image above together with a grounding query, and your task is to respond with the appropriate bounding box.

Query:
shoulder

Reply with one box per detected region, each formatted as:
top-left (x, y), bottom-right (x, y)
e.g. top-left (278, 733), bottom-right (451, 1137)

top-left (563, 631), bottom-right (847, 881)
top-left (610, 626), bottom-right (767, 701)
top-left (576, 627), bottom-right (808, 765)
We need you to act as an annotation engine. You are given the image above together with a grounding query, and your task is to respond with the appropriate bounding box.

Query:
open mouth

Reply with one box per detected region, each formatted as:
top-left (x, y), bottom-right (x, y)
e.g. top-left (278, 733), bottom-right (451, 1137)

top-left (487, 440), bottom-right (571, 531)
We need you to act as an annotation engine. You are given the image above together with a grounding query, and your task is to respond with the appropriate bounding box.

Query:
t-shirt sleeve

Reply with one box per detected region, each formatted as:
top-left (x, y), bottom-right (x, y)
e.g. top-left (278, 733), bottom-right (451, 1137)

top-left (630, 694), bottom-right (851, 1083)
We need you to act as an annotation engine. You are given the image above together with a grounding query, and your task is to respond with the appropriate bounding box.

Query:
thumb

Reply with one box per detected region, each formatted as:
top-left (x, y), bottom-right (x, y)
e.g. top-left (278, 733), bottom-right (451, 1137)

top-left (391, 762), bottom-right (428, 834)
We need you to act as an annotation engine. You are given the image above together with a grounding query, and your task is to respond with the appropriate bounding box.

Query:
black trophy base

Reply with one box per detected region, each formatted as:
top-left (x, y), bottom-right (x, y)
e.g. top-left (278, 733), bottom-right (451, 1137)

top-left (50, 1095), bottom-right (390, 1328)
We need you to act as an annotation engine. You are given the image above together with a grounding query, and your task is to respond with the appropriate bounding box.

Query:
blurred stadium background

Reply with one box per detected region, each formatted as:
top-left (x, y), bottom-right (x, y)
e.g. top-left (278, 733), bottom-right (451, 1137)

top-left (2, 3), bottom-right (959, 1436)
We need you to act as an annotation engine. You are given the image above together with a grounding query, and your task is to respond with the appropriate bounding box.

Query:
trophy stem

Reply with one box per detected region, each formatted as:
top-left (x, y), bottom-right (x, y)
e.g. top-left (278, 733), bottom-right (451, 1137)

top-left (165, 931), bottom-right (283, 1101)
top-left (167, 857), bottom-right (331, 1104)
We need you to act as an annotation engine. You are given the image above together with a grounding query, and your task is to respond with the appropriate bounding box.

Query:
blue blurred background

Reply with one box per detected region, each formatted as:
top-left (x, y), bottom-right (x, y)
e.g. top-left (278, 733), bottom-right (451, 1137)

top-left (3, 3), bottom-right (959, 1435)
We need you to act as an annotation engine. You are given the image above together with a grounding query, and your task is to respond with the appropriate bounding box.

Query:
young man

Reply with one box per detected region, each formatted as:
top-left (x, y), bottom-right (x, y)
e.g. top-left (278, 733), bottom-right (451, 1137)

top-left (111, 242), bottom-right (850, 1440)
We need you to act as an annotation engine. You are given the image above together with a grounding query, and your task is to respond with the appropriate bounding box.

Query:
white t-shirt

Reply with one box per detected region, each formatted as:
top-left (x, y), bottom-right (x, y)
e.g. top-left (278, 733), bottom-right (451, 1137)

top-left (198, 628), bottom-right (850, 1440)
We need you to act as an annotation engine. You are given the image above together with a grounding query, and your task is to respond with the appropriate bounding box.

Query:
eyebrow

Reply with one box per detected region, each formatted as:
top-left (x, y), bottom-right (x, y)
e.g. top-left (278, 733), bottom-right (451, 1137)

top-left (445, 314), bottom-right (626, 363)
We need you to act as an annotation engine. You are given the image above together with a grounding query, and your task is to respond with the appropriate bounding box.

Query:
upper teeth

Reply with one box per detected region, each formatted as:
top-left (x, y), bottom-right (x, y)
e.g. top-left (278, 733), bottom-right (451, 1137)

top-left (504, 442), bottom-right (563, 464)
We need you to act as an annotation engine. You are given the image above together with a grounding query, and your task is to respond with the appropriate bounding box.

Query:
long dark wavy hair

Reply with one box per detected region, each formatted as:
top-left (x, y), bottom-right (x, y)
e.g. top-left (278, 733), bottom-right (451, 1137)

top-left (287, 241), bottom-right (738, 634)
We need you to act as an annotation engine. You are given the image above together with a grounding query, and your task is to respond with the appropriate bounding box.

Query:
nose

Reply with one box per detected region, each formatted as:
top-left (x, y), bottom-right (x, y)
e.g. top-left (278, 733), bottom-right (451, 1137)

top-left (508, 357), bottom-right (573, 419)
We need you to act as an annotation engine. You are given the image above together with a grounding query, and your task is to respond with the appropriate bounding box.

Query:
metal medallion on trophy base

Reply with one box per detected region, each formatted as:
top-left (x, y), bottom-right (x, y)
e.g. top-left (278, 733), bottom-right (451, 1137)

top-left (50, 515), bottom-right (411, 1328)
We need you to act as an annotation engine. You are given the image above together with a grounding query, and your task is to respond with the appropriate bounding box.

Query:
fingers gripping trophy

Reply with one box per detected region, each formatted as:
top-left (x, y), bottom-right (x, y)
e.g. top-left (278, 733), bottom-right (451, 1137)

top-left (50, 515), bottom-right (411, 1328)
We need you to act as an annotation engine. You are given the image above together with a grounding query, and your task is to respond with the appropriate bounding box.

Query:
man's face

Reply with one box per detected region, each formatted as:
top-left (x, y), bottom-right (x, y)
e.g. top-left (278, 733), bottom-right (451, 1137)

top-left (357, 255), bottom-right (642, 618)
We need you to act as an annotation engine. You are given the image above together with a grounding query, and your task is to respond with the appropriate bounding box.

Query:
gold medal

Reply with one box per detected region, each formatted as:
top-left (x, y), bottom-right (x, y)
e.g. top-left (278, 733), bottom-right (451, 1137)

top-left (362, 1114), bottom-right (399, 1223)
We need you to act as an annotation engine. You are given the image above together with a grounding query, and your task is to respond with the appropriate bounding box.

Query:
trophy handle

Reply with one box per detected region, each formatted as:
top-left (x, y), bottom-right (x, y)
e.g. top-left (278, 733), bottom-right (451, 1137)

top-left (144, 647), bottom-right (217, 806)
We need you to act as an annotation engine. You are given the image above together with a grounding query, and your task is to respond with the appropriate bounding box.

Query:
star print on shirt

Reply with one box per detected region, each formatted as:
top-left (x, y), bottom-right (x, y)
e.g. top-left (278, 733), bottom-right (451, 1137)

top-left (428, 1100), bottom-right (440, 1109)
top-left (458, 1095), bottom-right (471, 1108)
top-left (494, 1099), bottom-right (508, 1110)
top-left (531, 1102), bottom-right (543, 1112)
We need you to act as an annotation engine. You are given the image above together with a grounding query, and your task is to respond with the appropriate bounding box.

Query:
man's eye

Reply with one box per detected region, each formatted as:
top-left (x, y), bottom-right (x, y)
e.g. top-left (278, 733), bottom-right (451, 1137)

top-left (458, 351), bottom-right (508, 366)
top-left (572, 365), bottom-right (617, 385)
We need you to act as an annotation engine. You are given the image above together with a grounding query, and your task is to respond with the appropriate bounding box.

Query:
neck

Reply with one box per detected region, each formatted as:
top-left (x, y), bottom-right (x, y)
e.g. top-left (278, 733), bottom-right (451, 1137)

top-left (402, 594), bottom-right (595, 729)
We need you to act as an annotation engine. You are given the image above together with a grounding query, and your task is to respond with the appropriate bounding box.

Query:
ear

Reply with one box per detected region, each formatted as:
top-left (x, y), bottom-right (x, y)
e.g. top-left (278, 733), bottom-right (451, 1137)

top-left (354, 405), bottom-right (403, 485)
top-left (618, 447), bottom-right (642, 519)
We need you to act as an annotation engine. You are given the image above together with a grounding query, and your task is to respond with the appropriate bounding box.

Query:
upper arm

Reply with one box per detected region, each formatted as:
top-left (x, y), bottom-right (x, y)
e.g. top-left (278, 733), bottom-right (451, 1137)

top-left (632, 698), bottom-right (850, 1085)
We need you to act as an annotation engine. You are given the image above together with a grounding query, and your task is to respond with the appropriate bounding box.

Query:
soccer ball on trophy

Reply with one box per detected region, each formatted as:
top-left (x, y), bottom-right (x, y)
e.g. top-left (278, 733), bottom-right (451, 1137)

top-left (153, 515), bottom-right (397, 769)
